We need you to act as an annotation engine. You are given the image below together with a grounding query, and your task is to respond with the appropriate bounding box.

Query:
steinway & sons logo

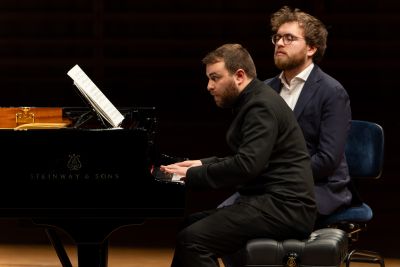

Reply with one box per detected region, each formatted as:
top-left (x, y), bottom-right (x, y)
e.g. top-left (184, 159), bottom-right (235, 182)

top-left (29, 153), bottom-right (120, 181)
top-left (67, 154), bottom-right (82, 171)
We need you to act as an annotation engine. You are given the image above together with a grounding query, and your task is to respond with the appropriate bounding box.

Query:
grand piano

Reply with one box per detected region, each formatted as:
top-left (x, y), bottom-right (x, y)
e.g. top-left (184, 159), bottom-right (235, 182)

top-left (0, 106), bottom-right (186, 267)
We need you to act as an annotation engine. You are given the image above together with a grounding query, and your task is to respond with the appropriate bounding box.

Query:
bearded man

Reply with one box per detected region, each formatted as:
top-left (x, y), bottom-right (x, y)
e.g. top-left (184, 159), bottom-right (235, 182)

top-left (266, 6), bottom-right (354, 223)
top-left (161, 43), bottom-right (316, 267)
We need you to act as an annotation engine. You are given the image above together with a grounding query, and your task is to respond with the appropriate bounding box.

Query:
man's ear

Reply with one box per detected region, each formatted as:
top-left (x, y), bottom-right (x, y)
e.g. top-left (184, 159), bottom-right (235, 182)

top-left (307, 45), bottom-right (317, 57)
top-left (234, 69), bottom-right (246, 84)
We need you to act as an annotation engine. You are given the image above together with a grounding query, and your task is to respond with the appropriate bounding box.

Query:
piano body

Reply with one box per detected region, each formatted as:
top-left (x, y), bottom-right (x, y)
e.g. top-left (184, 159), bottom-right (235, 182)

top-left (0, 107), bottom-right (186, 267)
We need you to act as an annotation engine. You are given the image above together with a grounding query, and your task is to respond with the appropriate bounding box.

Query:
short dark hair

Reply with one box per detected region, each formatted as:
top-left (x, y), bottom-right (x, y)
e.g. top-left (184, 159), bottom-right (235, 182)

top-left (202, 43), bottom-right (257, 78)
top-left (271, 6), bottom-right (328, 63)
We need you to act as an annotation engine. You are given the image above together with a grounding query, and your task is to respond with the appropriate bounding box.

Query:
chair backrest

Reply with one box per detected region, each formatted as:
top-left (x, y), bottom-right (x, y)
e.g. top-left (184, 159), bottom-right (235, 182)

top-left (342, 120), bottom-right (386, 267)
top-left (345, 120), bottom-right (384, 179)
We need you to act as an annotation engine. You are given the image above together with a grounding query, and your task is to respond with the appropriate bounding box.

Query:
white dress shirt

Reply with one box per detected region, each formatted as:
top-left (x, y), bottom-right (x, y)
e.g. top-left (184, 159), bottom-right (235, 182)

top-left (279, 63), bottom-right (314, 110)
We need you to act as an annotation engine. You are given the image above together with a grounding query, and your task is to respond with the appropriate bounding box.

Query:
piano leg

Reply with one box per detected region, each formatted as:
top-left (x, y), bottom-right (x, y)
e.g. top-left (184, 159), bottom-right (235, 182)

top-left (45, 227), bottom-right (73, 267)
top-left (46, 226), bottom-right (109, 267)
top-left (77, 240), bottom-right (109, 267)
top-left (33, 218), bottom-right (144, 267)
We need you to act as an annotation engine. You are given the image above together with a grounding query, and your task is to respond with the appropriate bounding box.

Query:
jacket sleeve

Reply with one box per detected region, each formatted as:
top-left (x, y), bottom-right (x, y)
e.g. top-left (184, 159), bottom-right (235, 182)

top-left (186, 102), bottom-right (278, 189)
top-left (311, 85), bottom-right (351, 180)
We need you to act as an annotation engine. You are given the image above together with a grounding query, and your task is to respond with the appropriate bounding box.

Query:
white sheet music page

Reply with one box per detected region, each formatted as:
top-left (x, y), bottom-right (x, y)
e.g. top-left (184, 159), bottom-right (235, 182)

top-left (67, 64), bottom-right (125, 128)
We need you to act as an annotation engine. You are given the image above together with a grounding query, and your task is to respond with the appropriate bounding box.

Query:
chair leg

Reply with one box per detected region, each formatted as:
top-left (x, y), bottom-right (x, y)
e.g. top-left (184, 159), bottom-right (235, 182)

top-left (346, 249), bottom-right (385, 267)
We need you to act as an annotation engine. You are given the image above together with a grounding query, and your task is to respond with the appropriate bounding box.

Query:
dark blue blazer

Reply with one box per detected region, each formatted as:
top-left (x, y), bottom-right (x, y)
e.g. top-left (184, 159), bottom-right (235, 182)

top-left (266, 65), bottom-right (352, 215)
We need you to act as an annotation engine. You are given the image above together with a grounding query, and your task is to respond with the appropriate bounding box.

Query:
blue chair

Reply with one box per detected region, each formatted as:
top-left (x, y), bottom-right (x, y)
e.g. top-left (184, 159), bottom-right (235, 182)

top-left (222, 120), bottom-right (384, 267)
top-left (318, 120), bottom-right (385, 267)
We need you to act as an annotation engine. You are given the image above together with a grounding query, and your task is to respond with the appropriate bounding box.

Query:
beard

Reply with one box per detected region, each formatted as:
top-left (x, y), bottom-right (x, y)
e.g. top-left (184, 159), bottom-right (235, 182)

top-left (214, 80), bottom-right (240, 108)
top-left (274, 52), bottom-right (307, 71)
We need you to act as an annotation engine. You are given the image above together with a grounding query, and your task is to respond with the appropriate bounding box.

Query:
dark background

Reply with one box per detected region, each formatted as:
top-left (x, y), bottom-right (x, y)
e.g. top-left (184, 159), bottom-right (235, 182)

top-left (0, 0), bottom-right (399, 258)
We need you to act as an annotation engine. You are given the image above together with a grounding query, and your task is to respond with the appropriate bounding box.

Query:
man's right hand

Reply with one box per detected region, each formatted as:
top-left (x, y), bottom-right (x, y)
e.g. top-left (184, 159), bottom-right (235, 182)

top-left (160, 160), bottom-right (202, 178)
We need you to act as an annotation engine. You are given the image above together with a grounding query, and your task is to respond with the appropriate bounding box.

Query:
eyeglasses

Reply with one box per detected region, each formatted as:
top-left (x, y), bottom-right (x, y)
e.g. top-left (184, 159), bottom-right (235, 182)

top-left (271, 33), bottom-right (305, 45)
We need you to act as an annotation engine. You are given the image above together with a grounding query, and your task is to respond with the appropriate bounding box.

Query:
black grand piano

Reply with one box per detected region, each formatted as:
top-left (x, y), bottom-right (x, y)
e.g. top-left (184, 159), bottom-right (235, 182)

top-left (0, 106), bottom-right (186, 267)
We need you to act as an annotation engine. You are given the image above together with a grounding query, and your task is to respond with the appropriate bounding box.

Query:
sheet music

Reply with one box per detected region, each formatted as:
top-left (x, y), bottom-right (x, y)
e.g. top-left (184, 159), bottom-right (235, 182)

top-left (67, 64), bottom-right (124, 128)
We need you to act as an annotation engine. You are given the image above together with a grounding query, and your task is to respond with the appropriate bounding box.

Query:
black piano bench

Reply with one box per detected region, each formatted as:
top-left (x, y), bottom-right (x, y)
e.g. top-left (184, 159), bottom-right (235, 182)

top-left (229, 228), bottom-right (348, 267)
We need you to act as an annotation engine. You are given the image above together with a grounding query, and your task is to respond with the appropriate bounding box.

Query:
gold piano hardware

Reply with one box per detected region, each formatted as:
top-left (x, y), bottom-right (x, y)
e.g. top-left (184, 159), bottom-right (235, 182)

top-left (14, 122), bottom-right (70, 130)
top-left (16, 107), bottom-right (35, 125)
top-left (0, 107), bottom-right (72, 129)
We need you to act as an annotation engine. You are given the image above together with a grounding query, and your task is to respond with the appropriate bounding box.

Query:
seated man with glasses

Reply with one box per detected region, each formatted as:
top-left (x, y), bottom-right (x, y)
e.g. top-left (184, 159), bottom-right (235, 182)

top-left (265, 5), bottom-right (354, 224)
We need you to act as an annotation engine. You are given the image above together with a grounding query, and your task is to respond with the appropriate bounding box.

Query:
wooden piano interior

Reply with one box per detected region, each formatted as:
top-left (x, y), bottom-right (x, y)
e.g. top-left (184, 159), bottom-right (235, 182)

top-left (0, 107), bottom-right (72, 129)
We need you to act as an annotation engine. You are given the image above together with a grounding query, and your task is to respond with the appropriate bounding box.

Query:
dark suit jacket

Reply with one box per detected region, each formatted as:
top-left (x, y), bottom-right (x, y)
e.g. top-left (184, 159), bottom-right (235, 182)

top-left (266, 65), bottom-right (352, 215)
top-left (187, 78), bottom-right (316, 235)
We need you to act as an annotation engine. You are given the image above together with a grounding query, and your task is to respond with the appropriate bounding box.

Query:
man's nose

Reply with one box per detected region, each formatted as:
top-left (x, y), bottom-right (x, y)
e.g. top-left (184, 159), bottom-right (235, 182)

top-left (207, 81), bottom-right (214, 91)
top-left (276, 37), bottom-right (285, 46)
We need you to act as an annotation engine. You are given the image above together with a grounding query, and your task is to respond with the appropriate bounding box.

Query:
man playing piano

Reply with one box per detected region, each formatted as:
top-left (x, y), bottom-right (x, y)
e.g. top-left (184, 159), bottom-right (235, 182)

top-left (161, 43), bottom-right (316, 267)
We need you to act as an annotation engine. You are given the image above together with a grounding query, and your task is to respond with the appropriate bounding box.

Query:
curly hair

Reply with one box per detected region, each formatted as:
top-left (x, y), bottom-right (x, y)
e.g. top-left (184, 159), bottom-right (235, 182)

top-left (271, 6), bottom-right (328, 63)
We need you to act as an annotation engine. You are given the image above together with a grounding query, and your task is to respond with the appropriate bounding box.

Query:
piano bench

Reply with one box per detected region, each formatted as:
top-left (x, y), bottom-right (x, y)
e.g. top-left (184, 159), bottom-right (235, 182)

top-left (230, 228), bottom-right (348, 267)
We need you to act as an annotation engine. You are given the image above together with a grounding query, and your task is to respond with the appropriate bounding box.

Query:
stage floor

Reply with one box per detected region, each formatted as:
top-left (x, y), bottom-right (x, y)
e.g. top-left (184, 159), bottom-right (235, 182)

top-left (0, 243), bottom-right (397, 267)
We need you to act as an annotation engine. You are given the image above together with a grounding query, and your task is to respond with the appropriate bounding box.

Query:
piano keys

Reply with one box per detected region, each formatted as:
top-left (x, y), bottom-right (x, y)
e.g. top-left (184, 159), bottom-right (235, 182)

top-left (0, 106), bottom-right (186, 267)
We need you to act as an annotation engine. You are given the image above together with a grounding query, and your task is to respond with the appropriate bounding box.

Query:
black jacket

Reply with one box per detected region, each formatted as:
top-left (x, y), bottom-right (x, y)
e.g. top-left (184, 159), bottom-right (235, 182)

top-left (186, 78), bottom-right (317, 234)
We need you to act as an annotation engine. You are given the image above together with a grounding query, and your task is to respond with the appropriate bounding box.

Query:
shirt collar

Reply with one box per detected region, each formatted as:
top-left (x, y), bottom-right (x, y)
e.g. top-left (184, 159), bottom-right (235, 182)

top-left (279, 63), bottom-right (314, 87)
